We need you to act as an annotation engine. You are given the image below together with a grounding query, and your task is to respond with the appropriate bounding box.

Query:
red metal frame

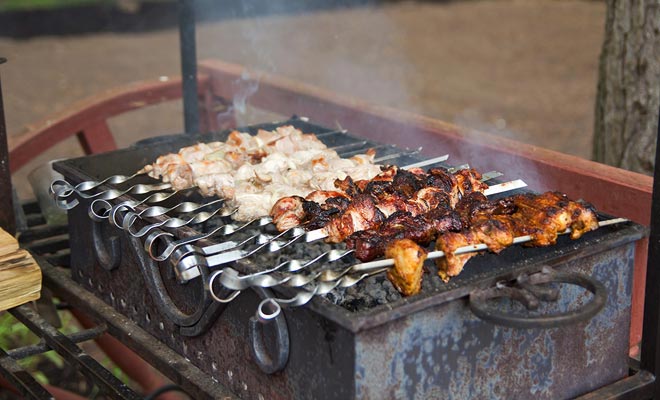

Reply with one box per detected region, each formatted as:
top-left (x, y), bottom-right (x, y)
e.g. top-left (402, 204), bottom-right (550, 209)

top-left (7, 74), bottom-right (213, 174)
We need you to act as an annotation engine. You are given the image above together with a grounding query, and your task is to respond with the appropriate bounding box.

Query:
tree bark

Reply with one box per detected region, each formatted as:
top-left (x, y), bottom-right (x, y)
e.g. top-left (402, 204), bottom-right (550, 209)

top-left (593, 0), bottom-right (660, 175)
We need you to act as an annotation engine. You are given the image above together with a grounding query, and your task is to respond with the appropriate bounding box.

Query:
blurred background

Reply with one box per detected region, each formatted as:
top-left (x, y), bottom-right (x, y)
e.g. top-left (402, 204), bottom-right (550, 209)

top-left (1, 0), bottom-right (606, 199)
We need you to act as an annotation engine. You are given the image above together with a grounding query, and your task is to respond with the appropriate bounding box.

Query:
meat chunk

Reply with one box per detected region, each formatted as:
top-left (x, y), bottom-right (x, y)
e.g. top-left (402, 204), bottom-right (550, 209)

top-left (435, 191), bottom-right (600, 281)
top-left (271, 196), bottom-right (306, 231)
top-left (324, 194), bottom-right (386, 243)
top-left (385, 239), bottom-right (428, 297)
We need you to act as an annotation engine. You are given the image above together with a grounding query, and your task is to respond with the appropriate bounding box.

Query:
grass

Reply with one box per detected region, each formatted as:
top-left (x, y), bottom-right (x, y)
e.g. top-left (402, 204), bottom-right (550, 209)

top-left (0, 0), bottom-right (113, 12)
top-left (0, 0), bottom-right (176, 12)
top-left (0, 311), bottom-right (65, 384)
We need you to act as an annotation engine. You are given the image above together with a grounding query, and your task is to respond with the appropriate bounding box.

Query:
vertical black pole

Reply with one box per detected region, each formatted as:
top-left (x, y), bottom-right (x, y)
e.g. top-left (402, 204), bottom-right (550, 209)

top-left (640, 104), bottom-right (660, 398)
top-left (0, 57), bottom-right (16, 235)
top-left (178, 0), bottom-right (200, 135)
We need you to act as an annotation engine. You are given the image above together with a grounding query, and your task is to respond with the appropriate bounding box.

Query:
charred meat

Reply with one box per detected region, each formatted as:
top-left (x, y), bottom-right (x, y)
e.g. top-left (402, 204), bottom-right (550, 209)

top-left (435, 191), bottom-right (599, 282)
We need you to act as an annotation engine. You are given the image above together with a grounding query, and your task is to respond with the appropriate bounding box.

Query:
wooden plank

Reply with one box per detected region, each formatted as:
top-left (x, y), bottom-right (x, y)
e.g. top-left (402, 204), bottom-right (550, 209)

top-left (0, 226), bottom-right (18, 255)
top-left (0, 229), bottom-right (41, 311)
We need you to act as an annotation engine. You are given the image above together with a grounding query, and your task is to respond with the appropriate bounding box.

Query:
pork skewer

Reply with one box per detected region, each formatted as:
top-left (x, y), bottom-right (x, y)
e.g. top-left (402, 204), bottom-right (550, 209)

top-left (158, 177), bottom-right (520, 265)
top-left (54, 126), bottom-right (427, 214)
top-left (214, 190), bottom-right (617, 297)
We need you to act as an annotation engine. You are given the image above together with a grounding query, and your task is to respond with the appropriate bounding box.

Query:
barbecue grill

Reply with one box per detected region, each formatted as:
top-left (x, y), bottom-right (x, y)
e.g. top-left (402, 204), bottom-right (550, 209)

top-left (46, 117), bottom-right (645, 399)
top-left (1, 2), bottom-right (660, 398)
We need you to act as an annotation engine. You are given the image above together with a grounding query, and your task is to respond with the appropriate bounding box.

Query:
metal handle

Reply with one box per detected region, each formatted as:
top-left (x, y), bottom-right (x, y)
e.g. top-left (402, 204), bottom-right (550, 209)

top-left (248, 288), bottom-right (290, 374)
top-left (469, 267), bottom-right (607, 329)
top-left (91, 220), bottom-right (121, 271)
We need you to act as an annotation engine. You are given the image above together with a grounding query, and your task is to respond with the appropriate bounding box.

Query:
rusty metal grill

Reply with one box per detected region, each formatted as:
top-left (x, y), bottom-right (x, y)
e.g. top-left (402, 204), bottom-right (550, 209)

top-left (43, 118), bottom-right (646, 399)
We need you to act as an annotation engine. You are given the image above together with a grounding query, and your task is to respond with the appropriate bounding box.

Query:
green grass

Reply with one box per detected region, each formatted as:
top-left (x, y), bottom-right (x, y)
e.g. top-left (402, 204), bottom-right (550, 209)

top-left (0, 0), bottom-right (114, 12)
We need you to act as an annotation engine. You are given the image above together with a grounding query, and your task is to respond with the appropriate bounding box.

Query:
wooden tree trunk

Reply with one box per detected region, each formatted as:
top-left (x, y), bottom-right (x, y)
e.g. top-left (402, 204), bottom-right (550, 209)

top-left (593, 0), bottom-right (660, 174)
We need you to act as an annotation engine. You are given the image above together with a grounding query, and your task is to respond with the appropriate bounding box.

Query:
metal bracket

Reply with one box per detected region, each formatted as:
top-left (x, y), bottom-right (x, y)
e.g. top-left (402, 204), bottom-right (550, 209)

top-left (92, 220), bottom-right (122, 271)
top-left (129, 234), bottom-right (209, 327)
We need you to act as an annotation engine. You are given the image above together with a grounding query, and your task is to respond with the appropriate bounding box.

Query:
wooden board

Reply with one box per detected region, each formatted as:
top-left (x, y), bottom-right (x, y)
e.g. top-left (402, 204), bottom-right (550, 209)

top-left (0, 229), bottom-right (41, 311)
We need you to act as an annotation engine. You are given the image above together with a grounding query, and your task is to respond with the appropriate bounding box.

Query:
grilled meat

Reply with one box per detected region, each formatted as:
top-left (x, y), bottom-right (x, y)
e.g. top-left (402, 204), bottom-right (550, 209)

top-left (345, 208), bottom-right (461, 261)
top-left (142, 126), bottom-right (383, 221)
top-left (435, 191), bottom-right (599, 281)
top-left (385, 239), bottom-right (428, 297)
top-left (270, 167), bottom-right (487, 243)
top-left (271, 196), bottom-right (306, 231)
top-left (324, 194), bottom-right (386, 243)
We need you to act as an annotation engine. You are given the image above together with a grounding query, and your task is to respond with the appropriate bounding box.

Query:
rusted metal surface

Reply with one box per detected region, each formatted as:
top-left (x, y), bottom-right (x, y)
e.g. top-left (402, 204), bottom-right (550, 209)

top-left (199, 59), bottom-right (654, 351)
top-left (640, 104), bottom-right (660, 398)
top-left (0, 347), bottom-right (54, 399)
top-left (40, 260), bottom-right (239, 400)
top-left (66, 213), bottom-right (641, 399)
top-left (10, 304), bottom-right (141, 400)
top-left (574, 370), bottom-right (655, 400)
top-left (54, 119), bottom-right (647, 399)
top-left (354, 244), bottom-right (635, 399)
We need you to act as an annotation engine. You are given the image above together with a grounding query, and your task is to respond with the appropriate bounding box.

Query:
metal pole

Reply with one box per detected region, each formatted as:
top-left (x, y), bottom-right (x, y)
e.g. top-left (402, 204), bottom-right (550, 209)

top-left (640, 103), bottom-right (660, 398)
top-left (178, 0), bottom-right (200, 135)
top-left (0, 57), bottom-right (16, 235)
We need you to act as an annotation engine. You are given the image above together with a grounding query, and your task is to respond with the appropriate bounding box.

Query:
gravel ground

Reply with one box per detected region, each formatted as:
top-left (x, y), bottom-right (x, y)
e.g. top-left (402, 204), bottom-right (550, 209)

top-left (1, 0), bottom-right (606, 198)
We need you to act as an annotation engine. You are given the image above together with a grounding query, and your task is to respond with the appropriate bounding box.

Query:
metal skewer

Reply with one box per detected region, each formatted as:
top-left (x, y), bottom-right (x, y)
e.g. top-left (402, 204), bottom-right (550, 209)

top-left (194, 179), bottom-right (525, 266)
top-left (169, 178), bottom-right (526, 283)
top-left (116, 154), bottom-right (455, 257)
top-left (212, 218), bottom-right (629, 315)
top-left (51, 142), bottom-right (447, 211)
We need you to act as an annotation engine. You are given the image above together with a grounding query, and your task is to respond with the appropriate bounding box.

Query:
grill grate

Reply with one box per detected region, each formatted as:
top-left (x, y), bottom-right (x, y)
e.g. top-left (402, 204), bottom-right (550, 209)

top-left (51, 119), bottom-right (534, 315)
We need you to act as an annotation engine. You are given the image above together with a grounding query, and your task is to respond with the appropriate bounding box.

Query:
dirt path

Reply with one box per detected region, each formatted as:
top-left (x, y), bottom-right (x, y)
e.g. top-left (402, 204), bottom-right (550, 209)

top-left (0, 0), bottom-right (605, 198)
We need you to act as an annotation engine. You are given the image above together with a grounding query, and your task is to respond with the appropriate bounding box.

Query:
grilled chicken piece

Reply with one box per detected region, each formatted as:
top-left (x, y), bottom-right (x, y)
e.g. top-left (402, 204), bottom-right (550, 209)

top-left (435, 191), bottom-right (599, 281)
top-left (324, 194), bottom-right (386, 243)
top-left (435, 232), bottom-right (481, 282)
top-left (566, 199), bottom-right (599, 239)
top-left (425, 168), bottom-right (484, 207)
top-left (385, 239), bottom-right (428, 296)
top-left (270, 190), bottom-right (351, 231)
top-left (454, 168), bottom-right (489, 198)
top-left (511, 192), bottom-right (574, 246)
top-left (271, 196), bottom-right (306, 231)
top-left (305, 190), bottom-right (350, 204)
top-left (345, 208), bottom-right (461, 261)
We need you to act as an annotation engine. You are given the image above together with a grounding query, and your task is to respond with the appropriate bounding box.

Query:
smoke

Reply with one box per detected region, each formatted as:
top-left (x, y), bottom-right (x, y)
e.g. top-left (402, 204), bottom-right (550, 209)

top-left (198, 2), bottom-right (545, 193)
top-left (198, 2), bottom-right (416, 126)
top-left (452, 109), bottom-right (544, 193)
top-left (216, 69), bottom-right (261, 127)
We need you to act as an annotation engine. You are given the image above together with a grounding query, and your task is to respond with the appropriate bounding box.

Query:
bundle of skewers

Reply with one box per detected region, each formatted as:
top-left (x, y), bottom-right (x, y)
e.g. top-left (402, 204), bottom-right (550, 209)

top-left (268, 166), bottom-right (605, 296)
top-left (134, 125), bottom-right (619, 298)
top-left (55, 124), bottom-right (622, 301)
